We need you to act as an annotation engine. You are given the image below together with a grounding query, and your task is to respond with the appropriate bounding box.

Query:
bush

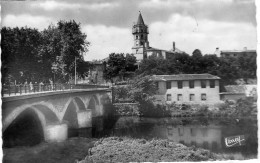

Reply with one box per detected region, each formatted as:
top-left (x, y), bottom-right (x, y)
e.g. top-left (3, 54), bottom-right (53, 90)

top-left (234, 97), bottom-right (256, 116)
top-left (139, 101), bottom-right (170, 117)
top-left (80, 137), bottom-right (224, 162)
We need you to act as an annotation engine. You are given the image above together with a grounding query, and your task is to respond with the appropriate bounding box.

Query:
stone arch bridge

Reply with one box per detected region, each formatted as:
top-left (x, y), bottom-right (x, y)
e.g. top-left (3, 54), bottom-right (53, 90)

top-left (2, 88), bottom-right (112, 144)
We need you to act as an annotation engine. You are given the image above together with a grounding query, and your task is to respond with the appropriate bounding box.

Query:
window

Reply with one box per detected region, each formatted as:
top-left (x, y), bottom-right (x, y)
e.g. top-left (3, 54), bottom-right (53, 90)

top-left (177, 81), bottom-right (183, 89)
top-left (201, 80), bottom-right (206, 88)
top-left (141, 34), bottom-right (143, 39)
top-left (166, 81), bottom-right (171, 89)
top-left (189, 80), bottom-right (194, 88)
top-left (190, 128), bottom-right (196, 136)
top-left (166, 94), bottom-right (171, 101)
top-left (136, 35), bottom-right (138, 39)
top-left (210, 80), bottom-right (215, 88)
top-left (190, 94), bottom-right (195, 101)
top-left (167, 127), bottom-right (173, 136)
top-left (178, 128), bottom-right (184, 136)
top-left (177, 94), bottom-right (183, 101)
top-left (201, 94), bottom-right (206, 101)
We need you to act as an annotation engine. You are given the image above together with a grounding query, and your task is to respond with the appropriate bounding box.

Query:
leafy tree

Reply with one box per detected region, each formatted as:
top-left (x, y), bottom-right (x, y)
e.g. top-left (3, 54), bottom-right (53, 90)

top-left (41, 20), bottom-right (90, 82)
top-left (1, 27), bottom-right (42, 84)
top-left (136, 56), bottom-right (169, 76)
top-left (104, 53), bottom-right (137, 82)
top-left (125, 53), bottom-right (137, 72)
top-left (1, 20), bottom-right (90, 84)
top-left (236, 52), bottom-right (256, 83)
top-left (168, 52), bottom-right (193, 74)
top-left (192, 49), bottom-right (203, 58)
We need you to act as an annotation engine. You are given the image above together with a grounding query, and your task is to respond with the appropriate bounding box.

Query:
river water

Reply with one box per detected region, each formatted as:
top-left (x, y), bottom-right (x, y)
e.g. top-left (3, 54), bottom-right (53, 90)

top-left (92, 116), bottom-right (258, 160)
top-left (3, 116), bottom-right (258, 162)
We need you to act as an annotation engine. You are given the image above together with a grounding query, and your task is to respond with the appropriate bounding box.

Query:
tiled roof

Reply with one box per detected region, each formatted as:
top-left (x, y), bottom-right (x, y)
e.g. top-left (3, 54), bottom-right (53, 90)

top-left (169, 47), bottom-right (185, 54)
top-left (221, 50), bottom-right (256, 53)
top-left (145, 46), bottom-right (184, 54)
top-left (145, 47), bottom-right (173, 53)
top-left (151, 74), bottom-right (220, 81)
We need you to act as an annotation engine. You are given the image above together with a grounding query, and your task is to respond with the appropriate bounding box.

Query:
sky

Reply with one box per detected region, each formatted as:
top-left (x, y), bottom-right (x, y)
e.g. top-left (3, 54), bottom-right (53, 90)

top-left (1, 0), bottom-right (258, 61)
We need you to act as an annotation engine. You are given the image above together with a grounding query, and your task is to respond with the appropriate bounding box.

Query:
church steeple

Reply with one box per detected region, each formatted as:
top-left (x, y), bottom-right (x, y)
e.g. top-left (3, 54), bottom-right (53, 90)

top-left (132, 12), bottom-right (149, 61)
top-left (136, 11), bottom-right (145, 25)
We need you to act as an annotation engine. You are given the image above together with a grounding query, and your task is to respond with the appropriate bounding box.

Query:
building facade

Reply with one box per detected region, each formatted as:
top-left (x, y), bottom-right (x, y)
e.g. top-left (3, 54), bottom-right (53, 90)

top-left (215, 47), bottom-right (257, 58)
top-left (132, 12), bottom-right (184, 61)
top-left (152, 74), bottom-right (220, 104)
top-left (88, 61), bottom-right (106, 84)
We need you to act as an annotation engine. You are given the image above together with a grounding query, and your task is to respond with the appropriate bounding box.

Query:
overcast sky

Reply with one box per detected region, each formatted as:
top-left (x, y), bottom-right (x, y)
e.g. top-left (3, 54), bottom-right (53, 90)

top-left (1, 0), bottom-right (257, 61)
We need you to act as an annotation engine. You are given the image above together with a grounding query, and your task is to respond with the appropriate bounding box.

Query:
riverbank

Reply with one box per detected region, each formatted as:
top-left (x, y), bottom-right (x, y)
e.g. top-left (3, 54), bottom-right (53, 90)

top-left (3, 136), bottom-right (225, 163)
top-left (79, 137), bottom-right (228, 162)
top-left (113, 97), bottom-right (257, 118)
top-left (3, 138), bottom-right (96, 163)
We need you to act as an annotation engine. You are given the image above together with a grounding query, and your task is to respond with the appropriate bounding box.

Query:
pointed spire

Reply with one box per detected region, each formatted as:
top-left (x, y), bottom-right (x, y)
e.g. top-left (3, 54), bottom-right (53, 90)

top-left (136, 11), bottom-right (145, 25)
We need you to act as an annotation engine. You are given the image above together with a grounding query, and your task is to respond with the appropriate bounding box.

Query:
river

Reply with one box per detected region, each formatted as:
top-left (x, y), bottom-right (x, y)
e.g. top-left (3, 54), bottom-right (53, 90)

top-left (3, 116), bottom-right (258, 162)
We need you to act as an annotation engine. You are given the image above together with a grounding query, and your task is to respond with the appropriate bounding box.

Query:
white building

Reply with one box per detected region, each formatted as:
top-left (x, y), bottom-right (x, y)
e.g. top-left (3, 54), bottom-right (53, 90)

top-left (151, 74), bottom-right (221, 104)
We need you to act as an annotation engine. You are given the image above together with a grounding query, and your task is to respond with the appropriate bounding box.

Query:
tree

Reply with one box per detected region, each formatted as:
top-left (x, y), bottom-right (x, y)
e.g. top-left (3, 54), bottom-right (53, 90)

top-left (168, 52), bottom-right (193, 74)
top-left (236, 52), bottom-right (256, 83)
top-left (1, 20), bottom-right (90, 84)
top-left (125, 53), bottom-right (137, 72)
top-left (1, 27), bottom-right (42, 84)
top-left (104, 53), bottom-right (137, 82)
top-left (41, 20), bottom-right (90, 82)
top-left (137, 55), bottom-right (169, 76)
top-left (192, 49), bottom-right (203, 58)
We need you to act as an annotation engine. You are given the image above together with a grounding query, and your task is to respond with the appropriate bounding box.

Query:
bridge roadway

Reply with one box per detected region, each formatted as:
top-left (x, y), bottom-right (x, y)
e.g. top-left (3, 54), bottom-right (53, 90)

top-left (2, 88), bottom-right (112, 144)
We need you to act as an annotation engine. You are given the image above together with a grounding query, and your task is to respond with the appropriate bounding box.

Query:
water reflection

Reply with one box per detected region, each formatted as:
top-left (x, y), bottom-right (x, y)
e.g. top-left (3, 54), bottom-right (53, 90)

top-left (164, 124), bottom-right (222, 152)
top-left (91, 117), bottom-right (257, 159)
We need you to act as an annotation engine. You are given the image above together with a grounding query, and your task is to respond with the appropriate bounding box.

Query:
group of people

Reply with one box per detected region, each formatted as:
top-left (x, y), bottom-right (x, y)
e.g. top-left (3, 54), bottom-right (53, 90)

top-left (22, 79), bottom-right (54, 91)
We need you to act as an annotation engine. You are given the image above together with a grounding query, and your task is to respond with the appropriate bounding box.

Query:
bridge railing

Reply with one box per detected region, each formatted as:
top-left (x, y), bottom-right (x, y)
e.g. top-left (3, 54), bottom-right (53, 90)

top-left (1, 83), bottom-right (109, 97)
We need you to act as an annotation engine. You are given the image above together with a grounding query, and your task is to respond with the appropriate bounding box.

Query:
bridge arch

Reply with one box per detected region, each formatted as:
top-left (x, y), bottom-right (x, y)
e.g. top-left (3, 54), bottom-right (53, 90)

top-left (87, 95), bottom-right (101, 117)
top-left (2, 104), bottom-right (59, 147)
top-left (73, 97), bottom-right (86, 111)
top-left (3, 103), bottom-right (59, 132)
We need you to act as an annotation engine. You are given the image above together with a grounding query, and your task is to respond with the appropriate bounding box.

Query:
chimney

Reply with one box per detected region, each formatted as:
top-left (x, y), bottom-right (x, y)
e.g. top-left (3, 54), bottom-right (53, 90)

top-left (214, 47), bottom-right (220, 56)
top-left (173, 42), bottom-right (175, 51)
top-left (243, 47), bottom-right (247, 51)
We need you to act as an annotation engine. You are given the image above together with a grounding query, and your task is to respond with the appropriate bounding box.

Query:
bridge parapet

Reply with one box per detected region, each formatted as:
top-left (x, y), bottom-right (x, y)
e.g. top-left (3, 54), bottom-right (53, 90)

top-left (2, 83), bottom-right (110, 97)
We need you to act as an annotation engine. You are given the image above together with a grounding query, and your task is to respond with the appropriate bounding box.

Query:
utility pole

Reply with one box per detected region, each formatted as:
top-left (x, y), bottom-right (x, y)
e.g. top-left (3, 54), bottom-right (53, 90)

top-left (75, 57), bottom-right (77, 85)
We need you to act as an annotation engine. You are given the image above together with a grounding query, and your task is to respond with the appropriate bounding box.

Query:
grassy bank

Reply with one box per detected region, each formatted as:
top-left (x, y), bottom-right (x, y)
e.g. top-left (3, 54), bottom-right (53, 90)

top-left (79, 137), bottom-right (227, 162)
top-left (3, 138), bottom-right (96, 163)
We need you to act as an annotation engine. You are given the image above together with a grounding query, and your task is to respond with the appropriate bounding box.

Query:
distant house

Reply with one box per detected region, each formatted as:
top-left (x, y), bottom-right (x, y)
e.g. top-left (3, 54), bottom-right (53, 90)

top-left (151, 74), bottom-right (220, 104)
top-left (145, 42), bottom-right (185, 59)
top-left (88, 60), bottom-right (106, 84)
top-left (218, 47), bottom-right (256, 58)
top-left (220, 85), bottom-right (257, 101)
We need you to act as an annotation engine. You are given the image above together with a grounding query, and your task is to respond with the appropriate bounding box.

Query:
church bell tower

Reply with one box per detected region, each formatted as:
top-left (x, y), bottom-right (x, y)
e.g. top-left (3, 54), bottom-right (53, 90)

top-left (132, 11), bottom-right (149, 61)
